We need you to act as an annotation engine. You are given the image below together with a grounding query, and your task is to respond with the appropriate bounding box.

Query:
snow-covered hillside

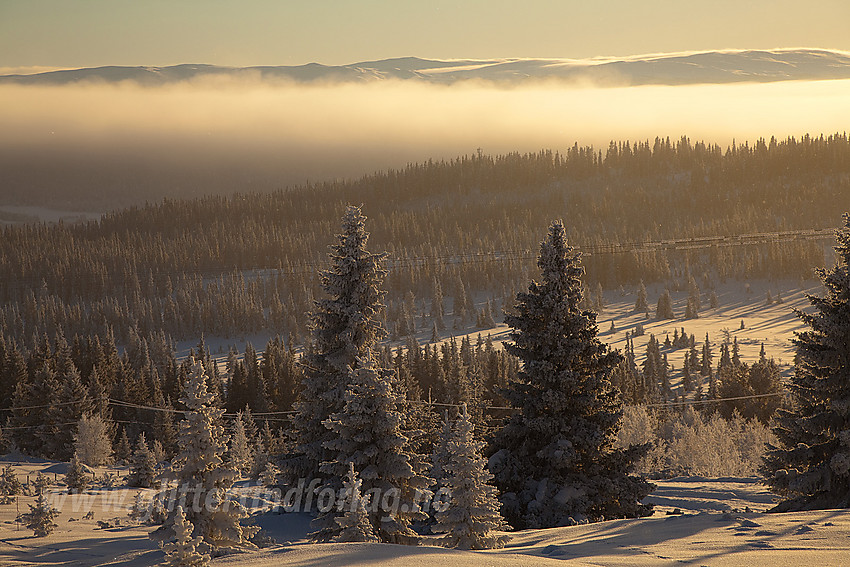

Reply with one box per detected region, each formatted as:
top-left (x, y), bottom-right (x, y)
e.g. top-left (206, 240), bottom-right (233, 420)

top-left (3, 49), bottom-right (850, 87)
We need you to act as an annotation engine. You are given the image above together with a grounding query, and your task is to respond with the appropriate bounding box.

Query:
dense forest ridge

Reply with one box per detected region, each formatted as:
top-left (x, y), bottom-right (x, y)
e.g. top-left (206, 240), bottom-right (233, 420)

top-left (3, 49), bottom-right (850, 86)
top-left (0, 133), bottom-right (847, 349)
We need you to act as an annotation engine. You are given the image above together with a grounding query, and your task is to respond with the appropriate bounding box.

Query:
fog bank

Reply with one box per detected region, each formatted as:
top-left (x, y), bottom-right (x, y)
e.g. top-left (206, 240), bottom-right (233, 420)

top-left (2, 78), bottom-right (848, 209)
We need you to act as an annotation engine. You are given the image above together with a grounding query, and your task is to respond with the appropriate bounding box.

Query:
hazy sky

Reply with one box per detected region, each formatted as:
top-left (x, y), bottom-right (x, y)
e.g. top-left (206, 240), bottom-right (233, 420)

top-left (2, 0), bottom-right (849, 70)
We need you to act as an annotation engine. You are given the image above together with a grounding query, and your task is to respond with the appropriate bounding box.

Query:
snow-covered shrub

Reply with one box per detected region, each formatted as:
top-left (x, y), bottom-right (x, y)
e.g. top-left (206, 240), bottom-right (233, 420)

top-left (31, 472), bottom-right (50, 495)
top-left (74, 413), bottom-right (113, 467)
top-left (666, 409), bottom-right (774, 477)
top-left (129, 491), bottom-right (167, 525)
top-left (617, 406), bottom-right (776, 478)
top-left (99, 472), bottom-right (118, 489)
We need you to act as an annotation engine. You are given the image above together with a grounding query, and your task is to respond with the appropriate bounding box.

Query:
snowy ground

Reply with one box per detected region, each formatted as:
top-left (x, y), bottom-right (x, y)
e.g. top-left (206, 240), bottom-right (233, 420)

top-left (1, 458), bottom-right (848, 566)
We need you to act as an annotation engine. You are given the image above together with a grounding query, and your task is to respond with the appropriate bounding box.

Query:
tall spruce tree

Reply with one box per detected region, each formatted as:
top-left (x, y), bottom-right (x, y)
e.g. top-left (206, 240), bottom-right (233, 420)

top-left (763, 213), bottom-right (850, 511)
top-left (488, 220), bottom-right (653, 529)
top-left (290, 205), bottom-right (387, 483)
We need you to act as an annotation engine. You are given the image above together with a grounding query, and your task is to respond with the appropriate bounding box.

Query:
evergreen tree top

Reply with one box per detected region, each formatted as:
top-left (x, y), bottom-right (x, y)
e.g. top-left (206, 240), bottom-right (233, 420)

top-left (179, 357), bottom-right (216, 412)
top-left (504, 220), bottom-right (620, 393)
top-left (311, 205), bottom-right (388, 365)
top-left (536, 220), bottom-right (584, 308)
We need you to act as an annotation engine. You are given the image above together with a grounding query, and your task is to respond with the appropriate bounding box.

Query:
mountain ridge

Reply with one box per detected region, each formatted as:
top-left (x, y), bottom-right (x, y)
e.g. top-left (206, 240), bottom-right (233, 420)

top-left (4, 48), bottom-right (850, 87)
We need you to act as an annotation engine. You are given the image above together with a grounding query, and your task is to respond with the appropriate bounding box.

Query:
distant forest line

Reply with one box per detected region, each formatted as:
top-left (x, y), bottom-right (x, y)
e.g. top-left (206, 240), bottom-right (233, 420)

top-left (1, 133), bottom-right (847, 348)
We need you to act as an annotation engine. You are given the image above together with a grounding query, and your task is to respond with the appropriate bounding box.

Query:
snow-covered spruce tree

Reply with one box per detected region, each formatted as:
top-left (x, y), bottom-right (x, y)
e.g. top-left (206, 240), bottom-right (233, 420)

top-left (287, 206), bottom-right (386, 479)
top-left (488, 220), bottom-right (654, 529)
top-left (259, 461), bottom-right (279, 488)
top-left (114, 428), bottom-right (132, 464)
top-left (635, 281), bottom-right (648, 313)
top-left (655, 289), bottom-right (675, 319)
top-left (763, 213), bottom-right (850, 511)
top-left (228, 411), bottom-right (253, 477)
top-left (430, 411), bottom-right (453, 496)
top-left (20, 488), bottom-right (59, 537)
top-left (290, 205), bottom-right (387, 484)
top-left (64, 452), bottom-right (91, 494)
top-left (128, 432), bottom-right (157, 488)
top-left (161, 505), bottom-right (211, 567)
top-left (154, 358), bottom-right (257, 552)
top-left (312, 350), bottom-right (431, 544)
top-left (0, 465), bottom-right (23, 503)
top-left (332, 462), bottom-right (379, 543)
top-left (433, 404), bottom-right (508, 550)
top-left (74, 413), bottom-right (113, 467)
top-left (32, 472), bottom-right (50, 495)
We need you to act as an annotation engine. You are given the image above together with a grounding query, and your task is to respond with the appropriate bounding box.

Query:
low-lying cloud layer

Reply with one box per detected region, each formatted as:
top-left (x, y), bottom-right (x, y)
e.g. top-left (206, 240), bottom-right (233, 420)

top-left (1, 77), bottom-right (849, 209)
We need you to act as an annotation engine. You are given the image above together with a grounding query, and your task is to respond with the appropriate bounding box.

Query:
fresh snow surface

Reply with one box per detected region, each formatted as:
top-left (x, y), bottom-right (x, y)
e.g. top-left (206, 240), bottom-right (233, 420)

top-left (2, 459), bottom-right (849, 566)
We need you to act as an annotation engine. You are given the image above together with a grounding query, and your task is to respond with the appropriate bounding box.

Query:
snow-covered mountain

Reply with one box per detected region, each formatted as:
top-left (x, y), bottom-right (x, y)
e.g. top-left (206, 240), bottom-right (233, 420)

top-left (3, 49), bottom-right (850, 87)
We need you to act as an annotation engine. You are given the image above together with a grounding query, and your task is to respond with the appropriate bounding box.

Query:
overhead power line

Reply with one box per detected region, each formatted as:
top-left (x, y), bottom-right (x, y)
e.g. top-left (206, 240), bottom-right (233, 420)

top-left (0, 228), bottom-right (835, 288)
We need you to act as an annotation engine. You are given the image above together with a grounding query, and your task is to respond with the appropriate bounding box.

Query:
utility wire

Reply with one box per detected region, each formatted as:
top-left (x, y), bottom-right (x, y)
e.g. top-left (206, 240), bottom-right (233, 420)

top-left (0, 228), bottom-right (835, 288)
top-left (0, 387), bottom-right (790, 416)
top-left (643, 391), bottom-right (785, 409)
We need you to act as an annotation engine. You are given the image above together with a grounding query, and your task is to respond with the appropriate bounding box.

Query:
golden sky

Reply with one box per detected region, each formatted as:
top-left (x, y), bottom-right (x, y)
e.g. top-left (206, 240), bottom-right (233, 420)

top-left (1, 0), bottom-right (849, 69)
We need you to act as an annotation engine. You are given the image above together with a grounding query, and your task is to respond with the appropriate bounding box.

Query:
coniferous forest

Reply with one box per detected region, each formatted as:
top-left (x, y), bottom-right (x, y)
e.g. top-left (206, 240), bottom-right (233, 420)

top-left (0, 134), bottom-right (846, 349)
top-left (2, 135), bottom-right (850, 541)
